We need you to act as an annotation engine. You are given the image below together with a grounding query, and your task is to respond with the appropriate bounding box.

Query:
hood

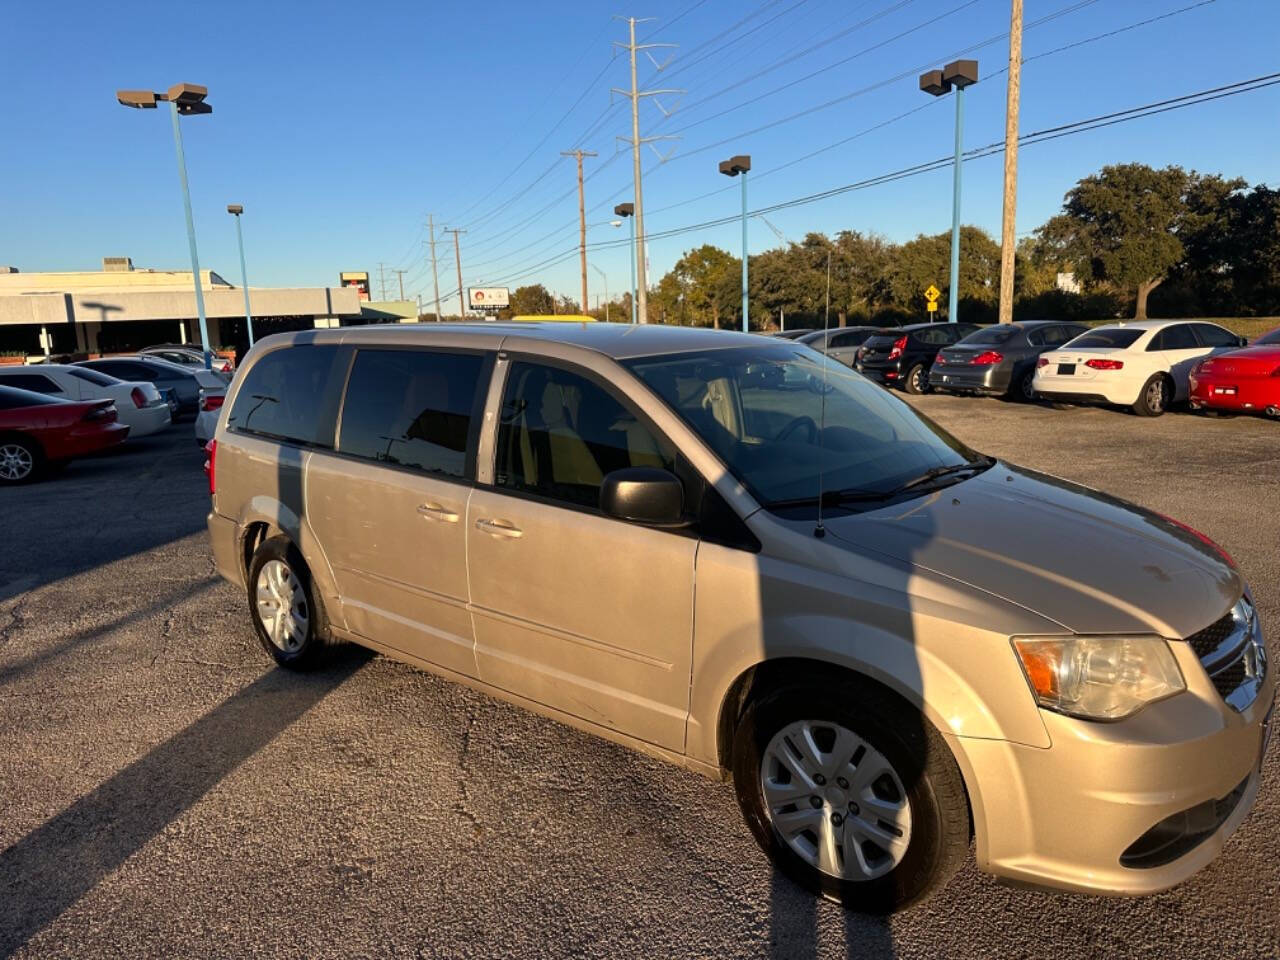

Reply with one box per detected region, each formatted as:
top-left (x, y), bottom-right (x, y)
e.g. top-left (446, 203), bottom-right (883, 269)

top-left (823, 464), bottom-right (1241, 638)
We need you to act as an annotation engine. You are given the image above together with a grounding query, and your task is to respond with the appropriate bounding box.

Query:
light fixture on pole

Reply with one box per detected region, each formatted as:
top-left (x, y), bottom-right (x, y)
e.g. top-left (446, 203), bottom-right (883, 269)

top-left (614, 203), bottom-right (637, 324)
top-left (919, 60), bottom-right (978, 324)
top-left (718, 154), bottom-right (751, 332)
top-left (226, 204), bottom-right (255, 348)
top-left (116, 83), bottom-right (216, 368)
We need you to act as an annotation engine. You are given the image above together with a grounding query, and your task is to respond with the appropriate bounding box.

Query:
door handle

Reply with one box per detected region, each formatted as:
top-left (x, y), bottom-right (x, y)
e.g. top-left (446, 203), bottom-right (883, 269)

top-left (417, 502), bottom-right (459, 523)
top-left (475, 518), bottom-right (523, 539)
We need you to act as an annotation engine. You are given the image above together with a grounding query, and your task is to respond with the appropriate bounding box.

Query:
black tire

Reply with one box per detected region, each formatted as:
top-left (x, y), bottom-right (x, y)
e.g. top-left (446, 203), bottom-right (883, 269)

top-left (1010, 368), bottom-right (1037, 403)
top-left (732, 675), bottom-right (970, 914)
top-left (246, 536), bottom-right (330, 670)
top-left (1132, 373), bottom-right (1172, 417)
top-left (0, 436), bottom-right (43, 485)
top-left (902, 364), bottom-right (928, 395)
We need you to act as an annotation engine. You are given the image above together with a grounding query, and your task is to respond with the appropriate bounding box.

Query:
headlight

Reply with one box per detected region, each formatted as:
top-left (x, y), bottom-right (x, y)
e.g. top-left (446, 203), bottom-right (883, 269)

top-left (1013, 636), bottom-right (1185, 720)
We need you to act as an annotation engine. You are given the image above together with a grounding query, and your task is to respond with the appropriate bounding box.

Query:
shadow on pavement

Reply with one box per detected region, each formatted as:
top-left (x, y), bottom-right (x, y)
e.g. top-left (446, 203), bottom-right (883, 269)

top-left (0, 645), bottom-right (372, 958)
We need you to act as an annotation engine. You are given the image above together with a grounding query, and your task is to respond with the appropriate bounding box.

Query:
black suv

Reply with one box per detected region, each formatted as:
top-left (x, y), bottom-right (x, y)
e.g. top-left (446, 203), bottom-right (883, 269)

top-left (856, 322), bottom-right (980, 393)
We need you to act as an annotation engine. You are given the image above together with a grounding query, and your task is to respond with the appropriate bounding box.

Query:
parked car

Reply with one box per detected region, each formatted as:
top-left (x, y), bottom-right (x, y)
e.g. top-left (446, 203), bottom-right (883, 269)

top-left (0, 364), bottom-right (171, 437)
top-left (0, 384), bottom-right (130, 483)
top-left (1033, 320), bottom-right (1246, 416)
top-left (140, 343), bottom-right (234, 375)
top-left (195, 385), bottom-right (226, 448)
top-left (207, 325), bottom-right (1272, 913)
top-left (76, 356), bottom-right (224, 418)
top-left (1189, 326), bottom-right (1280, 418)
top-left (797, 326), bottom-right (881, 367)
top-left (768, 328), bottom-right (815, 340)
top-left (929, 321), bottom-right (1089, 401)
top-left (856, 322), bottom-right (980, 393)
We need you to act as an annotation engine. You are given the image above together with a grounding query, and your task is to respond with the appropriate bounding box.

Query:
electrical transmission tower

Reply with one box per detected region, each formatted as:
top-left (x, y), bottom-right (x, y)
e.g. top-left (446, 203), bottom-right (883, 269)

top-left (612, 16), bottom-right (682, 324)
top-left (561, 148), bottom-right (598, 314)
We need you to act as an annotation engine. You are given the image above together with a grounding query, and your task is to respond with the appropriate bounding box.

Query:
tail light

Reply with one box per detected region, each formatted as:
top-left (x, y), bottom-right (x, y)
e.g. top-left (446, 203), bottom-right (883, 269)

top-left (130, 387), bottom-right (147, 408)
top-left (201, 393), bottom-right (225, 413)
top-left (204, 439), bottom-right (217, 495)
top-left (218, 361), bottom-right (231, 373)
top-left (1037, 356), bottom-right (1050, 368)
top-left (935, 354), bottom-right (947, 365)
top-left (887, 335), bottom-right (908, 361)
top-left (1085, 358), bottom-right (1124, 370)
top-left (970, 351), bottom-right (1003, 365)
top-left (83, 403), bottom-right (117, 423)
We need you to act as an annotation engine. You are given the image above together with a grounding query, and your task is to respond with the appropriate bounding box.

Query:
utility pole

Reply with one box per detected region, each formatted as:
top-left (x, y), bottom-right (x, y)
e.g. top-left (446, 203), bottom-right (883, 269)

top-left (998, 0), bottom-right (1023, 324)
top-left (444, 227), bottom-right (466, 320)
top-left (393, 269), bottom-right (407, 301)
top-left (613, 16), bottom-right (680, 324)
top-left (427, 214), bottom-right (441, 321)
top-left (561, 148), bottom-right (598, 313)
top-left (377, 262), bottom-right (387, 301)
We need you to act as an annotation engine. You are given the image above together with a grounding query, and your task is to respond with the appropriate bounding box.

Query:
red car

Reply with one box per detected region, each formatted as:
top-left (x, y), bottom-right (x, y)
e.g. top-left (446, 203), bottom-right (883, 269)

top-left (0, 384), bottom-right (130, 484)
top-left (1189, 326), bottom-right (1280, 417)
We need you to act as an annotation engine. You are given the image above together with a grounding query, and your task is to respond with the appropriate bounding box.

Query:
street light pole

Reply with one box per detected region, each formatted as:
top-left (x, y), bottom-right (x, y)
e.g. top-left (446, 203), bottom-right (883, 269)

top-left (719, 155), bottom-right (752, 332)
top-left (615, 203), bottom-right (637, 323)
top-left (591, 263), bottom-right (609, 322)
top-left (117, 84), bottom-right (215, 368)
top-left (919, 61), bottom-right (978, 324)
top-left (227, 205), bottom-right (254, 347)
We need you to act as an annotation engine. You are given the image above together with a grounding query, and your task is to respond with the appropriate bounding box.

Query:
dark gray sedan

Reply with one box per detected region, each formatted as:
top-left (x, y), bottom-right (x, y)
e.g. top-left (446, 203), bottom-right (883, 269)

top-left (929, 321), bottom-right (1088, 401)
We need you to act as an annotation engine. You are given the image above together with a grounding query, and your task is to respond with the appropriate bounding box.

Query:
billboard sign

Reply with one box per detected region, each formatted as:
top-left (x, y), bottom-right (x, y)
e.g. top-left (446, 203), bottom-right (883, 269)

top-left (468, 287), bottom-right (510, 311)
top-left (340, 271), bottom-right (370, 301)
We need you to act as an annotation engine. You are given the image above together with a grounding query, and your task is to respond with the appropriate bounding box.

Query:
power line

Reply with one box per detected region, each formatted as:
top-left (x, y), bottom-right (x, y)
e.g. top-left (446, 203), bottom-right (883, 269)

top-left (480, 72), bottom-right (1280, 287)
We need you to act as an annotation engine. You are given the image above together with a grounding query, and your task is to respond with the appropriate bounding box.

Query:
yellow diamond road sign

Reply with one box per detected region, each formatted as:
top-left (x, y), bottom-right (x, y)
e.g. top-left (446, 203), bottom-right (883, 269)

top-left (924, 284), bottom-right (941, 302)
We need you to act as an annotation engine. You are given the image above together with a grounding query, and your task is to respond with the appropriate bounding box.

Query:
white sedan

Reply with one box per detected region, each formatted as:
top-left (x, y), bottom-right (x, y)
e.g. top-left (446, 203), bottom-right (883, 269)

top-left (1032, 319), bottom-right (1246, 416)
top-left (0, 364), bottom-right (172, 437)
top-left (194, 385), bottom-right (226, 448)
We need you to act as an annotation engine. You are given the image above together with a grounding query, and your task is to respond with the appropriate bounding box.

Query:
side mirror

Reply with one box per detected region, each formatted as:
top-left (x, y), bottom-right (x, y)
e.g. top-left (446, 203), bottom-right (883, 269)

top-left (1238, 336), bottom-right (1249, 347)
top-left (600, 467), bottom-right (685, 525)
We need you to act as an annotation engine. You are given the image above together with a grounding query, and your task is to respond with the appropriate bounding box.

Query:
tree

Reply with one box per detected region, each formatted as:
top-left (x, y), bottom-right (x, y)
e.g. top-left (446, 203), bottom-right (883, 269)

top-left (505, 284), bottom-right (556, 317)
top-left (653, 245), bottom-right (739, 327)
top-left (885, 226), bottom-right (1001, 318)
top-left (1038, 164), bottom-right (1191, 319)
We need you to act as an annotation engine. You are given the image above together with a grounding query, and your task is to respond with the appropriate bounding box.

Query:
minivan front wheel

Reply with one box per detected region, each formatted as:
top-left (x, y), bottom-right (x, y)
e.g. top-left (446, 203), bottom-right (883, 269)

top-left (247, 536), bottom-right (327, 670)
top-left (732, 677), bottom-right (969, 913)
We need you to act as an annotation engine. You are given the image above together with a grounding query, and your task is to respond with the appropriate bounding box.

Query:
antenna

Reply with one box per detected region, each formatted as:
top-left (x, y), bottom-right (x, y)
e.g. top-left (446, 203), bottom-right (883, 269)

top-left (815, 248), bottom-right (832, 539)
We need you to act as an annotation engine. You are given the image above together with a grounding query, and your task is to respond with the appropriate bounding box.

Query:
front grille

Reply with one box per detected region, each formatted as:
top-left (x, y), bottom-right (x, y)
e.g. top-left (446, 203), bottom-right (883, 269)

top-left (1183, 598), bottom-right (1266, 711)
top-left (1187, 610), bottom-right (1235, 661)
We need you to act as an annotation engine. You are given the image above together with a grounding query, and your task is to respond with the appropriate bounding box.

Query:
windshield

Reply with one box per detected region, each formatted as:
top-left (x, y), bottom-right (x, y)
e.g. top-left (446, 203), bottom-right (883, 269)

top-left (624, 344), bottom-right (985, 515)
top-left (1064, 328), bottom-right (1142, 349)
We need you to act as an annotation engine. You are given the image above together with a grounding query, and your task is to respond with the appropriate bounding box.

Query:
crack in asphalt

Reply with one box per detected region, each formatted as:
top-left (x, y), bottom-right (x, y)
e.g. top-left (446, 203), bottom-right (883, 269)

top-left (453, 708), bottom-right (483, 835)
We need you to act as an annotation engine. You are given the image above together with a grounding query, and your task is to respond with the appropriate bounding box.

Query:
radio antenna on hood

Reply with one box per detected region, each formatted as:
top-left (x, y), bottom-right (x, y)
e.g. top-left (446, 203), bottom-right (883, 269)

top-left (815, 247), bottom-right (832, 539)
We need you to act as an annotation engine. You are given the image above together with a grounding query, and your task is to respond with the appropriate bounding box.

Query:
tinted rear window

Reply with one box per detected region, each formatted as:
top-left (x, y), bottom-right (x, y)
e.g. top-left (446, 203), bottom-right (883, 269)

top-left (1255, 328), bottom-right (1280, 346)
top-left (863, 333), bottom-right (901, 348)
top-left (962, 326), bottom-right (1018, 345)
top-left (337, 349), bottom-right (485, 478)
top-left (0, 385), bottom-right (67, 409)
top-left (0, 373), bottom-right (63, 394)
top-left (67, 367), bottom-right (118, 386)
top-left (227, 345), bottom-right (346, 446)
top-left (1067, 328), bottom-right (1142, 349)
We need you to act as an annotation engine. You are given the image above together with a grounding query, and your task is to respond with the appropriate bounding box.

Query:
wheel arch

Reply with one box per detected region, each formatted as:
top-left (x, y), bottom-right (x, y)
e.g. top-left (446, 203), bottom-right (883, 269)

top-left (235, 496), bottom-right (345, 630)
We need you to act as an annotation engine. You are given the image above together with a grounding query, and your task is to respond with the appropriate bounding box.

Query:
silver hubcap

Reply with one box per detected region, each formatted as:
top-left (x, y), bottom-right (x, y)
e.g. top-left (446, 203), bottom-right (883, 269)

top-left (255, 559), bottom-right (309, 652)
top-left (1147, 379), bottom-right (1167, 411)
top-left (1021, 372), bottom-right (1035, 400)
top-left (760, 720), bottom-right (912, 881)
top-left (911, 368), bottom-right (923, 391)
top-left (0, 443), bottom-right (33, 481)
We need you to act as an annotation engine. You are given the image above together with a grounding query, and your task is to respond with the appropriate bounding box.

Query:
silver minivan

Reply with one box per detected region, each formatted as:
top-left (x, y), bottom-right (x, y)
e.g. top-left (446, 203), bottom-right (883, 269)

top-left (206, 323), bottom-right (1273, 912)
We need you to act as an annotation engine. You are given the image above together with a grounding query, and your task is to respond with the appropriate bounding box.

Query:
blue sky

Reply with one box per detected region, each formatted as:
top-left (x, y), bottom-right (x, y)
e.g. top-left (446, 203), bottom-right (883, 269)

top-left (2, 0), bottom-right (1277, 308)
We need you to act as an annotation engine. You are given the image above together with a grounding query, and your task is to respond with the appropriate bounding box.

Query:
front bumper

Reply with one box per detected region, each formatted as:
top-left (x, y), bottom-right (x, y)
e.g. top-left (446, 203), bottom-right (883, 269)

top-left (952, 637), bottom-right (1275, 896)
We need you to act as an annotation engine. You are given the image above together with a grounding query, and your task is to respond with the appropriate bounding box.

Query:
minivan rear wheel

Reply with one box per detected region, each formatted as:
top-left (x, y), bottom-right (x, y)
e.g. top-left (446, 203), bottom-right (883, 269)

top-left (732, 677), bottom-right (969, 913)
top-left (247, 536), bottom-right (328, 670)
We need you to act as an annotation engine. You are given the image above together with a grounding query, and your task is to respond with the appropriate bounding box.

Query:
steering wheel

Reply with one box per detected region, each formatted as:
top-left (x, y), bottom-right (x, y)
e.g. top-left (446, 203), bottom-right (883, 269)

top-left (777, 415), bottom-right (818, 444)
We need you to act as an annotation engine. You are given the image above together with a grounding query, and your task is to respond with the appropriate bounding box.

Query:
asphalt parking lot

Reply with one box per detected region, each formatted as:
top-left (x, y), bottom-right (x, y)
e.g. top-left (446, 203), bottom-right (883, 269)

top-left (1, 399), bottom-right (1277, 960)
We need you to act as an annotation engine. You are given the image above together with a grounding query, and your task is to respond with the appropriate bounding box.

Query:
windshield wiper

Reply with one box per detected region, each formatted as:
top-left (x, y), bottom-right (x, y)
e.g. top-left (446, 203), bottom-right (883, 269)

top-left (889, 456), bottom-right (995, 494)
